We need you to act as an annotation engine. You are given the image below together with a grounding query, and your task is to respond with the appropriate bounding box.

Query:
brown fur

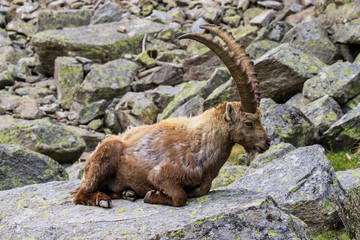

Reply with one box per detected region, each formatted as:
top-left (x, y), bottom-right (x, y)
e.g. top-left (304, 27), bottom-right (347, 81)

top-left (72, 102), bottom-right (270, 207)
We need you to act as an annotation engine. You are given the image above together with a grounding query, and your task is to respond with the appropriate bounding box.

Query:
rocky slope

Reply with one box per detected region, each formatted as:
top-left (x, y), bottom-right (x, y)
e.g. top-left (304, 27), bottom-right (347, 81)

top-left (1, 0), bottom-right (360, 238)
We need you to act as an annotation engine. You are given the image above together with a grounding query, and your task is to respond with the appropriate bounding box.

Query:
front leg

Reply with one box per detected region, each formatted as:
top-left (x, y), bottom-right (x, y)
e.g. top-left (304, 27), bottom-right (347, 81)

top-left (186, 176), bottom-right (212, 198)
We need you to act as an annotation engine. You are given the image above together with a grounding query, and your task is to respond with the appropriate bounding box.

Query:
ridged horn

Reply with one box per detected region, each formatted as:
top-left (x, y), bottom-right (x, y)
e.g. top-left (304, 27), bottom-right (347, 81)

top-left (179, 33), bottom-right (257, 113)
top-left (200, 24), bottom-right (260, 113)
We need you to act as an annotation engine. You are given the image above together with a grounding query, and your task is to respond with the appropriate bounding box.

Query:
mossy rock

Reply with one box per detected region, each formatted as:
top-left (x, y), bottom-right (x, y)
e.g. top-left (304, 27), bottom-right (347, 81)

top-left (342, 93), bottom-right (360, 113)
top-left (78, 99), bottom-right (107, 125)
top-left (0, 28), bottom-right (11, 48)
top-left (31, 19), bottom-right (171, 75)
top-left (321, 103), bottom-right (360, 151)
top-left (282, 16), bottom-right (339, 64)
top-left (246, 40), bottom-right (280, 60)
top-left (303, 61), bottom-right (360, 104)
top-left (0, 144), bottom-right (68, 190)
top-left (333, 21), bottom-right (360, 44)
top-left (250, 142), bottom-right (296, 168)
top-left (336, 168), bottom-right (360, 191)
top-left (300, 95), bottom-right (344, 133)
top-left (254, 43), bottom-right (327, 102)
top-left (168, 95), bottom-right (204, 119)
top-left (37, 9), bottom-right (94, 32)
top-left (159, 81), bottom-right (207, 120)
top-left (0, 118), bottom-right (86, 164)
top-left (54, 57), bottom-right (84, 109)
top-left (203, 78), bottom-right (240, 111)
top-left (76, 59), bottom-right (138, 105)
top-left (211, 163), bottom-right (248, 189)
top-left (260, 98), bottom-right (318, 147)
top-left (285, 93), bottom-right (311, 110)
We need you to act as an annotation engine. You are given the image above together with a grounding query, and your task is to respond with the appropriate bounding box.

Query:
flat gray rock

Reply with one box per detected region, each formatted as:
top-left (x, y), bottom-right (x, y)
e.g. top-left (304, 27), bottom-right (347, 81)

top-left (31, 19), bottom-right (170, 75)
top-left (0, 180), bottom-right (312, 239)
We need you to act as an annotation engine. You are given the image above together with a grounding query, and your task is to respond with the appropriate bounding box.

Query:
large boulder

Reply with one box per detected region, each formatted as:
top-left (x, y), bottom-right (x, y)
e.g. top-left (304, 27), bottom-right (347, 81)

top-left (0, 118), bottom-right (86, 164)
top-left (254, 43), bottom-right (326, 102)
top-left (250, 142), bottom-right (296, 168)
top-left (321, 103), bottom-right (360, 151)
top-left (228, 145), bottom-right (346, 232)
top-left (260, 98), bottom-right (318, 147)
top-left (31, 19), bottom-right (170, 75)
top-left (281, 16), bottom-right (339, 64)
top-left (75, 59), bottom-right (138, 105)
top-left (0, 144), bottom-right (68, 191)
top-left (303, 62), bottom-right (360, 104)
top-left (37, 9), bottom-right (94, 32)
top-left (0, 180), bottom-right (312, 239)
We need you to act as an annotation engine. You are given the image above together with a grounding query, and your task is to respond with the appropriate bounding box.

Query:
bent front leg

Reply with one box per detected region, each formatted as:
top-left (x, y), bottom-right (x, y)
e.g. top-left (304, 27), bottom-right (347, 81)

top-left (186, 176), bottom-right (212, 198)
top-left (73, 136), bottom-right (122, 208)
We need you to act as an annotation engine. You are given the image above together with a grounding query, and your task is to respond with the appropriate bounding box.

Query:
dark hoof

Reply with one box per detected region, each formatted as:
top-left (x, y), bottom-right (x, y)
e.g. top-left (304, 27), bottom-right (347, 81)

top-left (122, 190), bottom-right (137, 202)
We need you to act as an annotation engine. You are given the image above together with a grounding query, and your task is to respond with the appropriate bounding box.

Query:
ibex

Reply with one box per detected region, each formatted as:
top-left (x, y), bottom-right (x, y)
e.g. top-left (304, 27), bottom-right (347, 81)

top-left (71, 25), bottom-right (270, 208)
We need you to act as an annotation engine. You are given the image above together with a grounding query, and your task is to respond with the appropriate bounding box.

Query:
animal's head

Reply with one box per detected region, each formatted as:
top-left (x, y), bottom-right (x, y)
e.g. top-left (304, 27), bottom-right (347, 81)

top-left (180, 24), bottom-right (270, 155)
top-left (224, 102), bottom-right (270, 154)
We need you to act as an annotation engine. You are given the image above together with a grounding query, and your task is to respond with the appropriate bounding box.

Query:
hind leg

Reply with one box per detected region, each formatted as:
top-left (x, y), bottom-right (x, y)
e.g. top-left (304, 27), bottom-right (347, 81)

top-left (145, 166), bottom-right (188, 207)
top-left (73, 136), bottom-right (122, 208)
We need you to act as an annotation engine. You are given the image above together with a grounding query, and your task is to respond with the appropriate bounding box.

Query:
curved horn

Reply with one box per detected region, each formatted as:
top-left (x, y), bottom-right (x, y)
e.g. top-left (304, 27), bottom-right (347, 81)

top-left (179, 33), bottom-right (257, 113)
top-left (200, 24), bottom-right (260, 110)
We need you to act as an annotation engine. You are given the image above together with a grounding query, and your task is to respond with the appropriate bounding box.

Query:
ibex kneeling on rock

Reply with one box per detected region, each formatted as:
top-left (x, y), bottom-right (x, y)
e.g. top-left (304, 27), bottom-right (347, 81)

top-left (71, 25), bottom-right (270, 207)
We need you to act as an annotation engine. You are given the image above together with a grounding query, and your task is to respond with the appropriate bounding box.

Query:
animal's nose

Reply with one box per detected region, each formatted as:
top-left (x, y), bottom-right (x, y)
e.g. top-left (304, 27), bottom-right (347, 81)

top-left (266, 140), bottom-right (271, 147)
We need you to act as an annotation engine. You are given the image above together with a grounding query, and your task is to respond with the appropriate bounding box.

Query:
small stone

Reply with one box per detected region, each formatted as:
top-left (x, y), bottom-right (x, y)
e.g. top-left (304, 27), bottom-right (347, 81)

top-left (15, 98), bottom-right (42, 120)
top-left (202, 7), bottom-right (220, 24)
top-left (237, 0), bottom-right (249, 11)
top-left (116, 26), bottom-right (126, 33)
top-left (222, 15), bottom-right (241, 27)
top-left (78, 99), bottom-right (108, 125)
top-left (88, 119), bottom-right (103, 130)
top-left (285, 6), bottom-right (315, 25)
top-left (48, 0), bottom-right (66, 9)
top-left (250, 9), bottom-right (276, 27)
top-left (135, 52), bottom-right (156, 69)
top-left (258, 0), bottom-right (284, 10)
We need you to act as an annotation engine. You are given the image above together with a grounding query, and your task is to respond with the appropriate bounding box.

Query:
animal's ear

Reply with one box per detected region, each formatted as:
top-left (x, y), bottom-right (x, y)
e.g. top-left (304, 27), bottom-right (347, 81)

top-left (224, 102), bottom-right (237, 122)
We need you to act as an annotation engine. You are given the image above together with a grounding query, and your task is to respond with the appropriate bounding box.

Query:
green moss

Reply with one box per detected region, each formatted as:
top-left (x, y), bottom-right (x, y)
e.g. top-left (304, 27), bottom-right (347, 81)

top-left (326, 149), bottom-right (360, 171)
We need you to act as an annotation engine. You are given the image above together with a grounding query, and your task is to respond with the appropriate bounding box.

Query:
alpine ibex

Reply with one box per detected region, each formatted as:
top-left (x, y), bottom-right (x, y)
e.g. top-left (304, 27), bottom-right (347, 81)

top-left (72, 25), bottom-right (270, 208)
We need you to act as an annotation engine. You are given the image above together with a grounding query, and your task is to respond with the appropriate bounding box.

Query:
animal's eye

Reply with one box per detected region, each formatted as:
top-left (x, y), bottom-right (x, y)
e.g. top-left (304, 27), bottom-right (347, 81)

top-left (245, 122), bottom-right (253, 127)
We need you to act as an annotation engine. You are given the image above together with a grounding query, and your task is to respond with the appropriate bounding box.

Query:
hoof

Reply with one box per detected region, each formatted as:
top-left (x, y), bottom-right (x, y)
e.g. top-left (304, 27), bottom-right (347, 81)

top-left (144, 190), bottom-right (156, 203)
top-left (122, 190), bottom-right (137, 202)
top-left (99, 199), bottom-right (112, 208)
top-left (95, 193), bottom-right (112, 208)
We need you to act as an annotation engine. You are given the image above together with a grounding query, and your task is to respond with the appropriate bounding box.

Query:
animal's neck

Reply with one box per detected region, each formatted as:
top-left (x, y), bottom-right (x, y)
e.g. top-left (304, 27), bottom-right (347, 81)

top-left (190, 109), bottom-right (234, 177)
